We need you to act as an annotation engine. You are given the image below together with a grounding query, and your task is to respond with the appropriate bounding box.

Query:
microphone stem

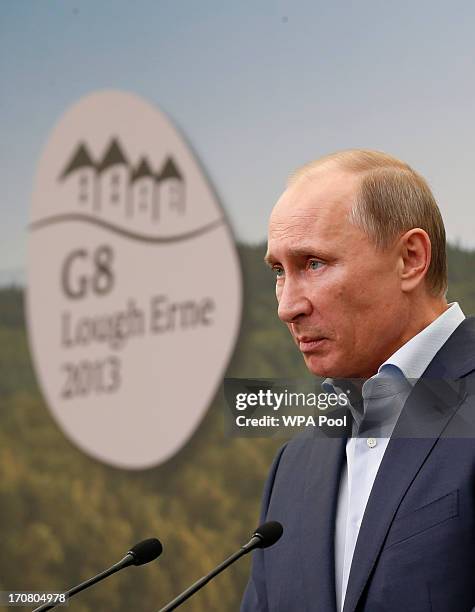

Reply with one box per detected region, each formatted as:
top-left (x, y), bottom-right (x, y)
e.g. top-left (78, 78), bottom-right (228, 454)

top-left (158, 548), bottom-right (248, 612)
top-left (32, 555), bottom-right (132, 612)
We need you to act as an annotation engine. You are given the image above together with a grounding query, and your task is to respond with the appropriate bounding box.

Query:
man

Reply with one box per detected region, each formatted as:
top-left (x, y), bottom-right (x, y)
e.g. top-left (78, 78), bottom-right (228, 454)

top-left (241, 150), bottom-right (475, 611)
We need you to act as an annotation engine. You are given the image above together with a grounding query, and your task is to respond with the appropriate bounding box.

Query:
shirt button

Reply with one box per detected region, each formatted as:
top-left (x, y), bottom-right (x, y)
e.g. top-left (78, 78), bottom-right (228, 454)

top-left (367, 437), bottom-right (377, 448)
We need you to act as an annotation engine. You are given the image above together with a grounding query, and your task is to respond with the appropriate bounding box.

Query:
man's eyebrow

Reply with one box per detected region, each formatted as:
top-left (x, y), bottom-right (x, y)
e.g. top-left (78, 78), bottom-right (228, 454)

top-left (264, 252), bottom-right (275, 266)
top-left (264, 245), bottom-right (331, 266)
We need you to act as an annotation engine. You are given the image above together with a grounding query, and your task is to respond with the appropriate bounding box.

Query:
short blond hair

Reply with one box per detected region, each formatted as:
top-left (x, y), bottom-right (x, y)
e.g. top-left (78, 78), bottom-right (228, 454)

top-left (289, 149), bottom-right (448, 296)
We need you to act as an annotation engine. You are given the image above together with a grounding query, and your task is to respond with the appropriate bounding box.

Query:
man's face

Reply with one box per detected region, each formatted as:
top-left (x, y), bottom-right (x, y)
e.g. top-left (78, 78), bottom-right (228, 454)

top-left (266, 167), bottom-right (408, 379)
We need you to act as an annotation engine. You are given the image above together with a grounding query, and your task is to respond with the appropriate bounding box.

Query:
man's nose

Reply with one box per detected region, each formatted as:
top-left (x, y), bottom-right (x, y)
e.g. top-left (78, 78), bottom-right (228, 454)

top-left (277, 278), bottom-right (312, 322)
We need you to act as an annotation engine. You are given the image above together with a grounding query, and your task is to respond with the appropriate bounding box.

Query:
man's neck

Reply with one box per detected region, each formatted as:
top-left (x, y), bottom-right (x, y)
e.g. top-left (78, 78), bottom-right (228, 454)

top-left (361, 297), bottom-right (449, 379)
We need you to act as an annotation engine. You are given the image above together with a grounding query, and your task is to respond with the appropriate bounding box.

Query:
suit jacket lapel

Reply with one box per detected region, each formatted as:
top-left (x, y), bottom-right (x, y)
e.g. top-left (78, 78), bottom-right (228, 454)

top-left (342, 317), bottom-right (475, 612)
top-left (299, 434), bottom-right (346, 612)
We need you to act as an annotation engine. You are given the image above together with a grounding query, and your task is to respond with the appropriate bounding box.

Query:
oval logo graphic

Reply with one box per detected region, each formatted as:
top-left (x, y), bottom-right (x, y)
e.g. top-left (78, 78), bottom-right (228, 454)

top-left (27, 90), bottom-right (242, 469)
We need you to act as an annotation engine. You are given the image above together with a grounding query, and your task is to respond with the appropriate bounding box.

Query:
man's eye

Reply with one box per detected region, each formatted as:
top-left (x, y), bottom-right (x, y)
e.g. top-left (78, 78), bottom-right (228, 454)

top-left (309, 260), bottom-right (323, 271)
top-left (273, 266), bottom-right (284, 278)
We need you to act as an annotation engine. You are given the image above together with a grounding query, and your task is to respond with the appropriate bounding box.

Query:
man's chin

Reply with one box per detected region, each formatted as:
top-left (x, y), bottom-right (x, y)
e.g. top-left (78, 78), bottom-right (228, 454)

top-left (303, 353), bottom-right (374, 379)
top-left (302, 352), bottom-right (348, 379)
top-left (302, 353), bottom-right (333, 378)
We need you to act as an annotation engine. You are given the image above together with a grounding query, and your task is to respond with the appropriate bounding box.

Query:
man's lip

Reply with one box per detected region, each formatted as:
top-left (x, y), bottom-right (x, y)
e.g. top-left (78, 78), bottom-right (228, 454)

top-left (296, 336), bottom-right (328, 351)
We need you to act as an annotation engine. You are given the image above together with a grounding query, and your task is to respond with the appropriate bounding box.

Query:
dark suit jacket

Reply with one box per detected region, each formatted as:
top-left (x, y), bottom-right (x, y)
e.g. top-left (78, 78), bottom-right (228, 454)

top-left (241, 317), bottom-right (475, 612)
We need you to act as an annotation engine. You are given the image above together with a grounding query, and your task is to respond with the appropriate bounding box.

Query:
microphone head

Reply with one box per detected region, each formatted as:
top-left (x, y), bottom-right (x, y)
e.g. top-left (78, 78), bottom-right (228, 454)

top-left (128, 538), bottom-right (163, 565)
top-left (252, 521), bottom-right (283, 549)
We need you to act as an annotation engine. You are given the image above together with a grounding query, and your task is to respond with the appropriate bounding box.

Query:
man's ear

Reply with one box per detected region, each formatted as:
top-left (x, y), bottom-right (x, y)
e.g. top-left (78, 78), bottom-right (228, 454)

top-left (398, 228), bottom-right (431, 293)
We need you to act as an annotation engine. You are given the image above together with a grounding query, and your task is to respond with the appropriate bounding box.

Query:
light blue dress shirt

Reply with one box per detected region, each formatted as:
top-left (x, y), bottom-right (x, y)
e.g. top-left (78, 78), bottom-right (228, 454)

top-left (325, 302), bottom-right (466, 611)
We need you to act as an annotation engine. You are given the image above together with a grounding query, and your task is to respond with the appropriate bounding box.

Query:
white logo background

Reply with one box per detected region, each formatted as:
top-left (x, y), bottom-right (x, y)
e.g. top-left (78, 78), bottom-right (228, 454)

top-left (27, 90), bottom-right (242, 469)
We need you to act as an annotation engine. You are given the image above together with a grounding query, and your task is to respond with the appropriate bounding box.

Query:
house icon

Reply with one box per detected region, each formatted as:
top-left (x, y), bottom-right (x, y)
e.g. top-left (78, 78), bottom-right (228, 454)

top-left (98, 139), bottom-right (129, 217)
top-left (131, 157), bottom-right (156, 218)
top-left (60, 142), bottom-right (97, 209)
top-left (159, 156), bottom-right (185, 217)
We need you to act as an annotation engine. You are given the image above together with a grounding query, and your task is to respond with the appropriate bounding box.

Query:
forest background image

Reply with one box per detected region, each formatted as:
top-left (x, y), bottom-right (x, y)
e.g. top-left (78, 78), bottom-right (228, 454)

top-left (0, 242), bottom-right (474, 611)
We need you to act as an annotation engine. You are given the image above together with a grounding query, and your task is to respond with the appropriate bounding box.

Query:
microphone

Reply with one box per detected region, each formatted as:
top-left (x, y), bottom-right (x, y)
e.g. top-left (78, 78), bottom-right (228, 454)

top-left (158, 521), bottom-right (283, 612)
top-left (241, 520), bottom-right (283, 551)
top-left (32, 537), bottom-right (163, 612)
top-left (128, 538), bottom-right (163, 565)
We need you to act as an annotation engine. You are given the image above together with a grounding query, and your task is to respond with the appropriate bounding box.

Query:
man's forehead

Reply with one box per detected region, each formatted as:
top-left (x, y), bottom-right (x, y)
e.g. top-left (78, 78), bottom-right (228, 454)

top-left (266, 170), bottom-right (361, 262)
top-left (269, 173), bottom-right (357, 236)
top-left (266, 205), bottom-right (346, 263)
